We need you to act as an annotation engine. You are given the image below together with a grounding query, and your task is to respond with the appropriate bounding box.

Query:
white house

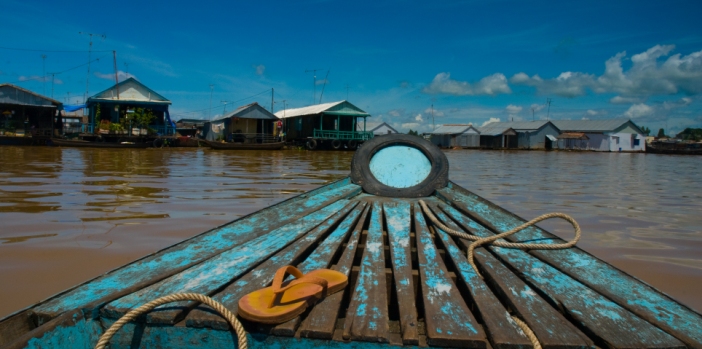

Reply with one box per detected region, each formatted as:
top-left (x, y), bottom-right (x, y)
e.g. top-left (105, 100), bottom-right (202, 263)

top-left (551, 119), bottom-right (646, 152)
top-left (426, 124), bottom-right (480, 148)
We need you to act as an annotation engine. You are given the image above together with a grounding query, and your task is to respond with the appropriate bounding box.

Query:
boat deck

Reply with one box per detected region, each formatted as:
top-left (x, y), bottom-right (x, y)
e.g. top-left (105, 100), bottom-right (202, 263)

top-left (3, 177), bottom-right (702, 349)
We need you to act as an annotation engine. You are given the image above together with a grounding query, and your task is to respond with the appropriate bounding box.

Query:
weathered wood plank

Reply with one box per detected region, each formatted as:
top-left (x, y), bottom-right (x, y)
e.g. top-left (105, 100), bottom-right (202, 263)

top-left (271, 204), bottom-right (370, 337)
top-left (413, 203), bottom-right (487, 348)
top-left (3, 311), bottom-right (101, 349)
top-left (383, 201), bottom-right (419, 345)
top-left (30, 179), bottom-right (360, 324)
top-left (432, 205), bottom-right (593, 349)
top-left (150, 202), bottom-right (364, 327)
top-left (342, 202), bottom-right (390, 343)
top-left (101, 199), bottom-right (356, 321)
top-left (439, 203), bottom-right (685, 349)
top-left (0, 311), bottom-right (35, 348)
top-left (427, 206), bottom-right (533, 349)
top-left (438, 184), bottom-right (702, 348)
top-left (296, 205), bottom-right (369, 339)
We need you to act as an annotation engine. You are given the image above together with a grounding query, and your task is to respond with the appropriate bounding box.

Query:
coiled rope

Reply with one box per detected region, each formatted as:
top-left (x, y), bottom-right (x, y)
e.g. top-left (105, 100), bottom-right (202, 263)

top-left (419, 200), bottom-right (583, 349)
top-left (418, 200), bottom-right (581, 279)
top-left (94, 293), bottom-right (247, 349)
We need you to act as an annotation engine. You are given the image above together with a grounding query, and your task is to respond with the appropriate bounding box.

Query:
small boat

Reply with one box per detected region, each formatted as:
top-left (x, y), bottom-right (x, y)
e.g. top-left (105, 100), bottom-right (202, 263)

top-left (202, 139), bottom-right (285, 150)
top-left (50, 138), bottom-right (151, 149)
top-left (2, 134), bottom-right (701, 349)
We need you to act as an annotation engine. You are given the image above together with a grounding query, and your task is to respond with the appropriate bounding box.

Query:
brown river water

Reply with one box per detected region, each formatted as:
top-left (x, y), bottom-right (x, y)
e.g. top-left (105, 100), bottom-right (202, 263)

top-left (1, 146), bottom-right (701, 318)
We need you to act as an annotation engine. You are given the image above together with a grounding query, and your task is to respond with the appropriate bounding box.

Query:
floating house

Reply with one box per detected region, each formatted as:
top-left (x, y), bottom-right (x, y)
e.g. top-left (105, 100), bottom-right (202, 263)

top-left (175, 119), bottom-right (207, 137)
top-left (551, 119), bottom-right (646, 152)
top-left (203, 102), bottom-right (279, 143)
top-left (557, 132), bottom-right (590, 150)
top-left (480, 121), bottom-right (561, 150)
top-left (0, 83), bottom-right (62, 142)
top-left (86, 78), bottom-right (175, 136)
top-left (357, 121), bottom-right (398, 136)
top-left (275, 100), bottom-right (372, 149)
top-left (426, 124), bottom-right (480, 148)
top-left (476, 124), bottom-right (518, 149)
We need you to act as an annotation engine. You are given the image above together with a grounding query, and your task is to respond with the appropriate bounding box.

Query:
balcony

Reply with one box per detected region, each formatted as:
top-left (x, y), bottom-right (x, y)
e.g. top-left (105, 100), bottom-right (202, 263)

top-left (313, 129), bottom-right (374, 140)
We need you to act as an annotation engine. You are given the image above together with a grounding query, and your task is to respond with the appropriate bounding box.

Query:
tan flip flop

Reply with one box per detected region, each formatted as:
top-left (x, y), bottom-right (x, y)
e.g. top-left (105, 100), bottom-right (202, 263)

top-left (237, 265), bottom-right (348, 324)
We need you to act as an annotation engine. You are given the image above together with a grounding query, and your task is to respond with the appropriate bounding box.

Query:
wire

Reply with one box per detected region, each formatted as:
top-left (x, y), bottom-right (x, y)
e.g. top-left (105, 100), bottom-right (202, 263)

top-left (6, 55), bottom-right (109, 84)
top-left (0, 46), bottom-right (114, 53)
top-left (171, 88), bottom-right (273, 117)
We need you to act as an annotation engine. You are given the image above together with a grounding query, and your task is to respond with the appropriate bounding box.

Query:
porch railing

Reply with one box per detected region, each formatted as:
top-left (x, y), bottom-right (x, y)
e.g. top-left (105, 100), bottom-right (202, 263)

top-left (313, 129), bottom-right (374, 140)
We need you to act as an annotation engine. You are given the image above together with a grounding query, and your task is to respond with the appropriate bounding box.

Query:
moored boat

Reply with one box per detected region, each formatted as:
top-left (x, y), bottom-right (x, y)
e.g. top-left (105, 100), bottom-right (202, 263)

top-left (50, 138), bottom-right (151, 149)
top-left (1, 134), bottom-right (701, 349)
top-left (202, 139), bottom-right (285, 150)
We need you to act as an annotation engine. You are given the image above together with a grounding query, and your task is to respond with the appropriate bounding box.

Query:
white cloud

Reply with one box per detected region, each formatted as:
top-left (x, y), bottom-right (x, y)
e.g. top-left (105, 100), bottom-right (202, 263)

top-left (624, 103), bottom-right (655, 119)
top-left (95, 71), bottom-right (136, 82)
top-left (254, 64), bottom-right (265, 76)
top-left (424, 107), bottom-right (445, 117)
top-left (511, 45), bottom-right (702, 99)
top-left (423, 72), bottom-right (511, 96)
top-left (506, 104), bottom-right (522, 114)
top-left (401, 122), bottom-right (421, 130)
top-left (18, 75), bottom-right (51, 82)
top-left (610, 96), bottom-right (642, 104)
top-left (530, 103), bottom-right (545, 112)
top-left (415, 114), bottom-right (423, 122)
top-left (388, 110), bottom-right (401, 117)
top-left (481, 117), bottom-right (501, 127)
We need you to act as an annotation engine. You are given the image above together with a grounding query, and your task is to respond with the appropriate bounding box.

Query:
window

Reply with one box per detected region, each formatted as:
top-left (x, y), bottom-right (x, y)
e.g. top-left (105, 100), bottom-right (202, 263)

top-left (613, 136), bottom-right (619, 144)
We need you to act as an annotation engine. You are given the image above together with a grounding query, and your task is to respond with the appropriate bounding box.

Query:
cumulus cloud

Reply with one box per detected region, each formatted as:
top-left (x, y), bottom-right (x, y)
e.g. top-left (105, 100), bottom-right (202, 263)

top-left (511, 44), bottom-right (702, 99)
top-left (18, 75), bottom-right (57, 83)
top-left (415, 114), bottom-right (424, 122)
top-left (424, 107), bottom-right (445, 117)
top-left (423, 72), bottom-right (511, 96)
top-left (388, 110), bottom-right (401, 117)
top-left (506, 104), bottom-right (522, 114)
top-left (95, 71), bottom-right (136, 82)
top-left (401, 122), bottom-right (421, 130)
top-left (481, 117), bottom-right (501, 127)
top-left (254, 64), bottom-right (265, 76)
top-left (624, 103), bottom-right (655, 119)
top-left (610, 96), bottom-right (642, 104)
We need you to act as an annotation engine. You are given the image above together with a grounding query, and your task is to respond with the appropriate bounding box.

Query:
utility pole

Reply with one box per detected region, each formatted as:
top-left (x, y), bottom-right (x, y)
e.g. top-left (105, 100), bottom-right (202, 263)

top-left (221, 100), bottom-right (229, 115)
top-left (41, 54), bottom-right (47, 95)
top-left (79, 32), bottom-right (106, 103)
top-left (531, 106), bottom-right (536, 121)
top-left (305, 69), bottom-right (322, 105)
top-left (208, 85), bottom-right (214, 120)
top-left (546, 98), bottom-right (552, 120)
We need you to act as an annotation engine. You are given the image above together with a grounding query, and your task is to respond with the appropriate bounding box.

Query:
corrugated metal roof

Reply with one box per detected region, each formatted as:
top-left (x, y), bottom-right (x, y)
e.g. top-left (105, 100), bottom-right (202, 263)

top-left (356, 122), bottom-right (398, 133)
top-left (477, 124), bottom-right (516, 136)
top-left (557, 132), bottom-right (589, 140)
top-left (274, 100), bottom-right (369, 119)
top-left (428, 124), bottom-right (478, 134)
top-left (213, 102), bottom-right (278, 121)
top-left (0, 83), bottom-right (62, 107)
top-left (487, 120), bottom-right (553, 131)
top-left (551, 119), bottom-right (635, 132)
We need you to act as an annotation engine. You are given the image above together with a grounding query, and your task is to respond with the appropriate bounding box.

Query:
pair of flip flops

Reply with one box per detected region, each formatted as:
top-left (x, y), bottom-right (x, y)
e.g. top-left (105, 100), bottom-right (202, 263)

top-left (238, 266), bottom-right (348, 324)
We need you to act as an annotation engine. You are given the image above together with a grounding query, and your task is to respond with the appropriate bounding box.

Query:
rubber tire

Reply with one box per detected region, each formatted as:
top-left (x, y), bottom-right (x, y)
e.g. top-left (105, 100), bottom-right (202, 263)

top-left (331, 139), bottom-right (342, 150)
top-left (153, 138), bottom-right (163, 148)
top-left (306, 139), bottom-right (318, 150)
top-left (347, 140), bottom-right (358, 150)
top-left (350, 134), bottom-right (448, 198)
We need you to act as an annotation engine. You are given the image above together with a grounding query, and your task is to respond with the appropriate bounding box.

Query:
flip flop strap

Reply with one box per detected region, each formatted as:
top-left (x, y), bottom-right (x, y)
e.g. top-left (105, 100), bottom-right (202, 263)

top-left (271, 265), bottom-right (329, 295)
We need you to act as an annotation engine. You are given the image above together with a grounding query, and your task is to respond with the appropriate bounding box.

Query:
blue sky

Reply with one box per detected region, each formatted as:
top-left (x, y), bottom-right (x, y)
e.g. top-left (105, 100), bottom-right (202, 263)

top-left (2, 0), bottom-right (702, 134)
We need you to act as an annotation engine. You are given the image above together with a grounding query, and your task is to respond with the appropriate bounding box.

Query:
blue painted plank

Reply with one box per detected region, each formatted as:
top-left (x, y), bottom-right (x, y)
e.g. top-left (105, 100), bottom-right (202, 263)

top-left (163, 202), bottom-right (364, 328)
top-left (101, 200), bottom-right (355, 320)
top-left (343, 202), bottom-right (390, 343)
top-left (438, 185), bottom-right (702, 348)
top-left (14, 312), bottom-right (102, 349)
top-left (31, 180), bottom-right (360, 323)
top-left (382, 202), bottom-right (419, 345)
top-left (413, 203), bottom-right (486, 348)
top-left (431, 203), bottom-right (593, 349)
top-left (429, 210), bottom-right (534, 349)
top-left (439, 203), bottom-right (685, 349)
top-left (297, 205), bottom-right (370, 339)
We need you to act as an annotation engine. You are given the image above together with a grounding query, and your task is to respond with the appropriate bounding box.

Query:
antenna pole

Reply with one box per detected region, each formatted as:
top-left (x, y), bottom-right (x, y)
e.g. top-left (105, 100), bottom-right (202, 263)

top-left (532, 107), bottom-right (535, 121)
top-left (41, 54), bottom-right (47, 95)
top-left (208, 85), bottom-right (214, 121)
top-left (546, 98), bottom-right (552, 120)
top-left (221, 100), bottom-right (229, 115)
top-left (305, 69), bottom-right (322, 104)
top-left (79, 32), bottom-right (105, 103)
top-left (271, 88), bottom-right (274, 113)
top-left (113, 51), bottom-right (120, 100)
top-left (319, 70), bottom-right (330, 104)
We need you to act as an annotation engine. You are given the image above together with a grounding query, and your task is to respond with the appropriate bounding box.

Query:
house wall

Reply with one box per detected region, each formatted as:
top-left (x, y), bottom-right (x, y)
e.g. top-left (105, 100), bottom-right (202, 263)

top-left (607, 132), bottom-right (646, 152)
top-left (556, 132), bottom-right (645, 152)
top-left (518, 124), bottom-right (560, 149)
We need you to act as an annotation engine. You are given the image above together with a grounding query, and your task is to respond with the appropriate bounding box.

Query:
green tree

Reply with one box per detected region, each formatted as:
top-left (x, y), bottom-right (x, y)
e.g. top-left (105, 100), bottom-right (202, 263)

top-left (407, 129), bottom-right (420, 137)
top-left (657, 128), bottom-right (666, 138)
top-left (640, 125), bottom-right (651, 136)
top-left (133, 108), bottom-right (155, 132)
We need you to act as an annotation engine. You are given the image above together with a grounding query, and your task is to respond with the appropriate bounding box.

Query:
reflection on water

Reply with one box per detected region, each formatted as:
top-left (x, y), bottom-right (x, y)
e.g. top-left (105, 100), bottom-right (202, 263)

top-left (0, 146), bottom-right (701, 318)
